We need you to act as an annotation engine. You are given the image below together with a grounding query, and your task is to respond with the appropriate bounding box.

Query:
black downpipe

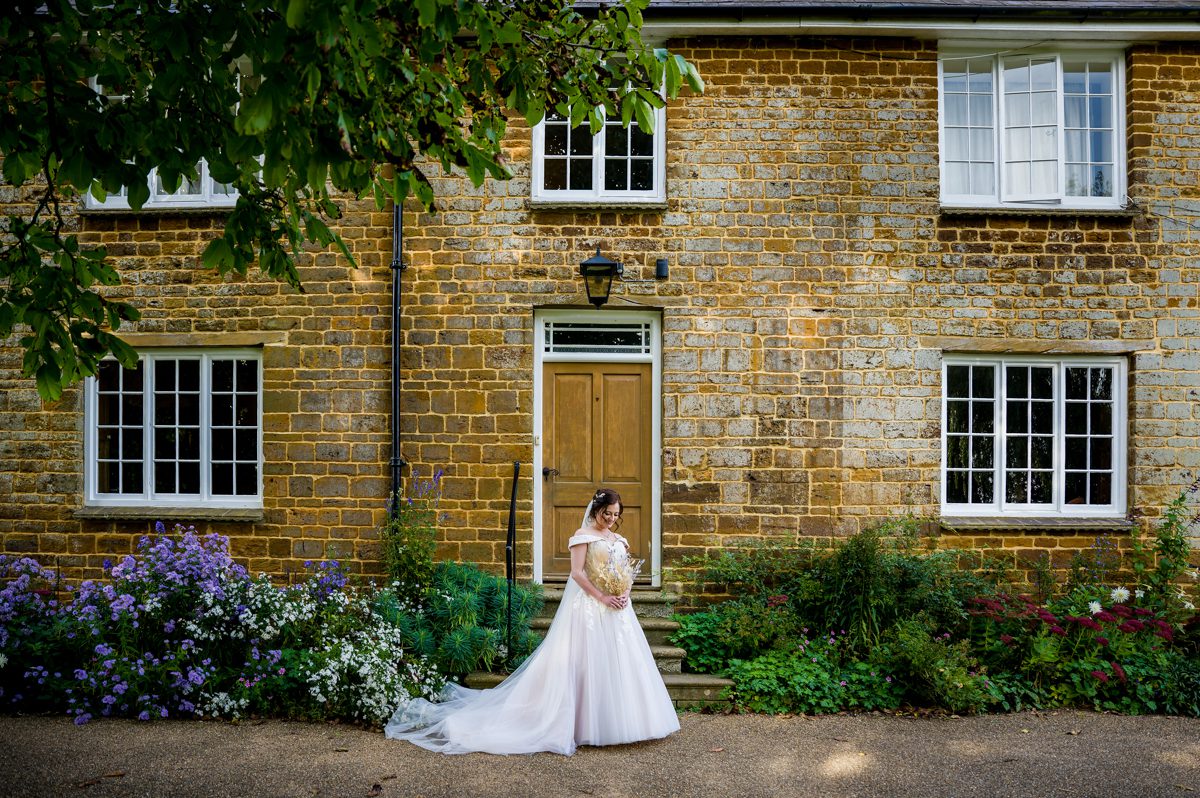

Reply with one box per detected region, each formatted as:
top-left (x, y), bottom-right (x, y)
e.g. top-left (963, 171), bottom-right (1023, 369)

top-left (388, 201), bottom-right (408, 512)
top-left (505, 461), bottom-right (519, 666)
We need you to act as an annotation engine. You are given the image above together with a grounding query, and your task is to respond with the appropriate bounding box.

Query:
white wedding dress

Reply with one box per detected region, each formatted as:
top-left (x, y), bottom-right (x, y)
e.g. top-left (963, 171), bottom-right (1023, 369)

top-left (384, 531), bottom-right (679, 755)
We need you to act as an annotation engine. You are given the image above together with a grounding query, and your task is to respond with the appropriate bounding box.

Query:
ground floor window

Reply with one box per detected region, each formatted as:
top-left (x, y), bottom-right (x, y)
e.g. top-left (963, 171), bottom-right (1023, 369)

top-left (941, 354), bottom-right (1126, 517)
top-left (84, 349), bottom-right (261, 508)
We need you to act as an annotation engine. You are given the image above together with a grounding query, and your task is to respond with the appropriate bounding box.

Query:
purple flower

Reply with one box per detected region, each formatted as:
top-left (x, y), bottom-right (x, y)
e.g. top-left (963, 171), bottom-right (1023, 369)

top-left (138, 711), bottom-right (150, 721)
top-left (74, 713), bottom-right (91, 725)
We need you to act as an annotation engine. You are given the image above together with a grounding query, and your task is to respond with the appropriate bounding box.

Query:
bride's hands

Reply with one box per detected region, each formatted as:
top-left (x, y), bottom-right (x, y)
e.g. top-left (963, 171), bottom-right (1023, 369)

top-left (603, 593), bottom-right (628, 610)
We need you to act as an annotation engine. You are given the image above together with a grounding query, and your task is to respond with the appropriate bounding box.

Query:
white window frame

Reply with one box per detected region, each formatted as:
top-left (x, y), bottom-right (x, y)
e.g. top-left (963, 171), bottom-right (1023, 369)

top-left (940, 354), bottom-right (1127, 518)
top-left (531, 105), bottom-right (667, 204)
top-left (83, 349), bottom-right (263, 509)
top-left (83, 78), bottom-right (239, 211)
top-left (938, 47), bottom-right (1127, 211)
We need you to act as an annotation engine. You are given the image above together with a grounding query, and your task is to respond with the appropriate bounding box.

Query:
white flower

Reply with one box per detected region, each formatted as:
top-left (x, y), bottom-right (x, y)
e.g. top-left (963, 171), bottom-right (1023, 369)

top-left (1189, 570), bottom-right (1199, 582)
top-left (0, 653), bottom-right (8, 668)
top-left (1135, 589), bottom-right (1145, 599)
top-left (1184, 601), bottom-right (1196, 611)
top-left (1088, 601), bottom-right (1103, 615)
top-left (1110, 587), bottom-right (1131, 604)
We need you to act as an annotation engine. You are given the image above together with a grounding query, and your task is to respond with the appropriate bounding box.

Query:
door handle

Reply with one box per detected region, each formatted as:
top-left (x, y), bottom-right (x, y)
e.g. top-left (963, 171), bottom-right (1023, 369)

top-left (542, 467), bottom-right (560, 480)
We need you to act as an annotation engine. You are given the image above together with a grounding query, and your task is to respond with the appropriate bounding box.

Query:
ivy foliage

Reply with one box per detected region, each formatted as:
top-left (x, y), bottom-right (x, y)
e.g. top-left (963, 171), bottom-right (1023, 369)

top-left (0, 0), bottom-right (703, 400)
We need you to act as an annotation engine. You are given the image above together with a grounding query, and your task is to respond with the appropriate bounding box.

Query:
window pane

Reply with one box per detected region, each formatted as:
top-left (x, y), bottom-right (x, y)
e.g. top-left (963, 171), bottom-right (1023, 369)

top-left (971, 437), bottom-right (993, 469)
top-left (544, 124), bottom-right (568, 156)
top-left (236, 395), bottom-right (257, 426)
top-left (1065, 130), bottom-right (1086, 162)
top-left (947, 365), bottom-right (970, 397)
top-left (1007, 437), bottom-right (1027, 468)
top-left (236, 429), bottom-right (256, 461)
top-left (1064, 95), bottom-right (1086, 127)
top-left (99, 461), bottom-right (120, 494)
top-left (943, 63), bottom-right (968, 92)
top-left (1089, 165), bottom-right (1113, 197)
top-left (1005, 94), bottom-right (1029, 127)
top-left (1091, 438), bottom-right (1112, 469)
top-left (1030, 59), bottom-right (1056, 91)
top-left (1031, 436), bottom-right (1052, 469)
top-left (973, 473), bottom-right (994, 504)
top-left (212, 429), bottom-right (233, 459)
top-left (946, 128), bottom-right (969, 159)
top-left (1065, 165), bottom-right (1089, 197)
top-left (973, 367), bottom-right (995, 397)
top-left (944, 162), bottom-right (969, 194)
top-left (1066, 438), bottom-right (1087, 469)
top-left (1031, 94), bottom-right (1056, 126)
top-left (569, 161), bottom-right (593, 191)
top-left (944, 95), bottom-right (968, 126)
top-left (1090, 473), bottom-right (1112, 504)
top-left (1089, 64), bottom-right (1112, 94)
top-left (605, 158), bottom-right (628, 192)
top-left (98, 360), bottom-right (121, 390)
top-left (631, 159), bottom-right (654, 191)
top-left (1031, 128), bottom-right (1057, 159)
top-left (1031, 160), bottom-right (1057, 195)
top-left (947, 435), bottom-right (969, 468)
top-left (123, 429), bottom-right (142, 459)
top-left (947, 401), bottom-right (968, 433)
top-left (157, 361), bottom-right (175, 392)
top-left (179, 428), bottom-right (199, 459)
top-left (1091, 368), bottom-right (1112, 400)
top-left (1006, 472), bottom-right (1028, 503)
top-left (605, 124), bottom-right (628, 156)
top-left (155, 396), bottom-right (176, 425)
top-left (543, 158), bottom-right (567, 190)
top-left (1008, 401), bottom-right (1028, 433)
top-left (122, 394), bottom-right (142, 423)
top-left (155, 462), bottom-right (175, 493)
top-left (631, 124), bottom-right (654, 156)
top-left (1031, 402), bottom-right (1053, 434)
top-left (1091, 131), bottom-right (1112, 163)
top-left (1030, 471), bottom-right (1052, 503)
top-left (179, 360), bottom-right (199, 391)
top-left (98, 393), bottom-right (119, 425)
top-left (947, 471), bottom-right (968, 503)
top-left (179, 393), bottom-right (199, 426)
top-left (1091, 404), bottom-right (1111, 435)
top-left (970, 128), bottom-right (993, 160)
top-left (1089, 96), bottom-right (1112, 128)
top-left (971, 402), bottom-right (994, 433)
top-left (156, 428), bottom-right (176, 459)
top-left (123, 464), bottom-right (142, 494)
top-left (236, 463), bottom-right (258, 496)
top-left (1065, 402), bottom-right (1087, 434)
top-left (98, 428), bottom-right (119, 459)
top-left (212, 462), bottom-right (233, 495)
top-left (1031, 368), bottom-right (1053, 399)
top-left (970, 164), bottom-right (995, 195)
top-left (213, 360), bottom-right (233, 392)
top-left (1065, 472), bottom-right (1087, 504)
top-left (179, 461), bottom-right (200, 494)
top-left (569, 127), bottom-right (592, 156)
top-left (236, 359), bottom-right (257, 389)
top-left (1066, 368), bottom-right (1088, 400)
top-left (213, 395), bottom-right (233, 427)
top-left (968, 94), bottom-right (993, 126)
top-left (1063, 68), bottom-right (1086, 94)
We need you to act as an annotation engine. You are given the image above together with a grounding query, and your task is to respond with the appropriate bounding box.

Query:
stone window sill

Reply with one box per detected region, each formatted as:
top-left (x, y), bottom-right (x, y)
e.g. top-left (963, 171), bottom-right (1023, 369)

top-left (75, 505), bottom-right (264, 522)
top-left (940, 516), bottom-right (1134, 532)
top-left (939, 205), bottom-right (1138, 219)
top-left (530, 199), bottom-right (668, 212)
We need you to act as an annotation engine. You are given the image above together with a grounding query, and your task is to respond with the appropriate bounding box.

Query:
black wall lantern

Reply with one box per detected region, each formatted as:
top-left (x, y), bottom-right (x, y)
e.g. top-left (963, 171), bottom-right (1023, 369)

top-left (579, 249), bottom-right (623, 308)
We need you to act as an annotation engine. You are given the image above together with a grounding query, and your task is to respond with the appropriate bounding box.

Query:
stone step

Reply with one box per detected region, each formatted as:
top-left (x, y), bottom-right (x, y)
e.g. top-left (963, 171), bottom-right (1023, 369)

top-left (463, 671), bottom-right (732, 709)
top-left (529, 615), bottom-right (680, 646)
top-left (539, 587), bottom-right (680, 619)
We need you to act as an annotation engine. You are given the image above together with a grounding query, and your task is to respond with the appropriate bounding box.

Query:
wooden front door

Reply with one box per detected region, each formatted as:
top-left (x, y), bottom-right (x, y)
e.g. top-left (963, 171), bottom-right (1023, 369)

top-left (541, 361), bottom-right (652, 582)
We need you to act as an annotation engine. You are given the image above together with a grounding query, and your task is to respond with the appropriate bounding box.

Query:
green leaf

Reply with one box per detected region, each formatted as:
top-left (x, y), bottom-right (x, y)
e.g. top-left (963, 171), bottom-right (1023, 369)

top-left (286, 0), bottom-right (307, 28)
top-left (36, 363), bottom-right (63, 403)
top-left (201, 238), bottom-right (235, 270)
top-left (127, 178), bottom-right (150, 211)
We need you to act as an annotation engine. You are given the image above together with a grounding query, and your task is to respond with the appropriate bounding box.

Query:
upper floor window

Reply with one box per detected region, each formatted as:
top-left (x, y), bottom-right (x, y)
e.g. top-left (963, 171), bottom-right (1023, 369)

top-left (84, 350), bottom-right (262, 508)
top-left (938, 50), bottom-right (1126, 210)
top-left (941, 355), bottom-right (1127, 518)
top-left (531, 108), bottom-right (666, 204)
top-left (83, 78), bottom-right (239, 211)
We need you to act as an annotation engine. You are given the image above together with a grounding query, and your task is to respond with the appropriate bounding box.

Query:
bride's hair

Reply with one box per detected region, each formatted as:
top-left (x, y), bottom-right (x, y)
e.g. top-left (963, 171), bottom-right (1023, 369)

top-left (586, 487), bottom-right (622, 521)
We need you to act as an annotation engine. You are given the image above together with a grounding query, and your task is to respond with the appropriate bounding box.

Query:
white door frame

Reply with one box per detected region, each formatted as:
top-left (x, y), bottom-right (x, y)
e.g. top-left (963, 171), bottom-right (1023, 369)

top-left (532, 308), bottom-right (663, 586)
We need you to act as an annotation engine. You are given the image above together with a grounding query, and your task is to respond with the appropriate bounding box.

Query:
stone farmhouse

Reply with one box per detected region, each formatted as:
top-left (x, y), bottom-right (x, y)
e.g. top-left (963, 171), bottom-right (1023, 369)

top-left (4, 0), bottom-right (1200, 587)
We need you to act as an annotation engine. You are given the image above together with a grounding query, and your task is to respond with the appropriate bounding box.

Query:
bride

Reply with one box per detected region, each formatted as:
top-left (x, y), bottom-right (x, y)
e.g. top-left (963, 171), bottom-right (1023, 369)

top-left (384, 487), bottom-right (680, 755)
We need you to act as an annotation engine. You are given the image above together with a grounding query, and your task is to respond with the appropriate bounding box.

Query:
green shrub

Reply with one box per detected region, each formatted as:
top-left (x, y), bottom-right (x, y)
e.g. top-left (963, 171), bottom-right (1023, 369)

top-left (723, 633), bottom-right (902, 715)
top-left (670, 596), bottom-right (801, 674)
top-left (880, 618), bottom-right (994, 714)
top-left (380, 468), bottom-right (442, 604)
top-left (375, 561), bottom-right (543, 677)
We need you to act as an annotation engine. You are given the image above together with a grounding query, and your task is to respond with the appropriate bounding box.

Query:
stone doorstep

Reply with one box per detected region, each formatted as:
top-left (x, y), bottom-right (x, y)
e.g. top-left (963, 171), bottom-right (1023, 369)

top-left (538, 587), bottom-right (680, 620)
top-left (463, 671), bottom-right (733, 709)
top-left (531, 615), bottom-right (680, 646)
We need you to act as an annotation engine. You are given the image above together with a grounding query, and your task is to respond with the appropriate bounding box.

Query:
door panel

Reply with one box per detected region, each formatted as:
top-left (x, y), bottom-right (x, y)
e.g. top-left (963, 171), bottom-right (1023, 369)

top-left (543, 362), bottom-right (651, 582)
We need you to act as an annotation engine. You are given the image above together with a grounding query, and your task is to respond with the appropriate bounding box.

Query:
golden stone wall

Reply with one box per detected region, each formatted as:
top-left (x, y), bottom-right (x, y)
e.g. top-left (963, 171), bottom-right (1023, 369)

top-left (2, 37), bottom-right (1199, 584)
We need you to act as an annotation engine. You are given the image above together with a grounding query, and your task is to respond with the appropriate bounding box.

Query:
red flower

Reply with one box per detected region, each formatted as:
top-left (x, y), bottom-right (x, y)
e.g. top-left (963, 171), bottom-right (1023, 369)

top-left (1091, 670), bottom-right (1109, 683)
top-left (1096, 636), bottom-right (1109, 646)
top-left (1095, 611), bottom-right (1118, 623)
top-left (1111, 662), bottom-right (1127, 684)
top-left (1000, 634), bottom-right (1014, 644)
top-left (1117, 620), bottom-right (1144, 633)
